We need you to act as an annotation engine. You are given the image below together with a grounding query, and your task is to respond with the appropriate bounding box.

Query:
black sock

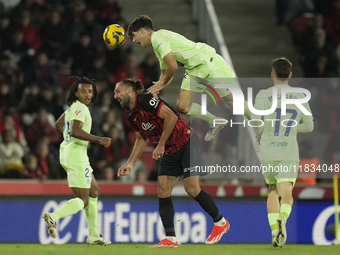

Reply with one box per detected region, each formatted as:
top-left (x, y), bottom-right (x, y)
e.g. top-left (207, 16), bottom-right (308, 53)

top-left (194, 189), bottom-right (223, 222)
top-left (159, 197), bottom-right (175, 236)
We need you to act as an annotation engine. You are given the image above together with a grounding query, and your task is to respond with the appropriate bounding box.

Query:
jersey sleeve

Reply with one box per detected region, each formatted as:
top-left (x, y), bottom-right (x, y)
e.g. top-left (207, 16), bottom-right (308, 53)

top-left (301, 101), bottom-right (313, 123)
top-left (152, 32), bottom-right (171, 70)
top-left (138, 94), bottom-right (164, 117)
top-left (69, 103), bottom-right (88, 123)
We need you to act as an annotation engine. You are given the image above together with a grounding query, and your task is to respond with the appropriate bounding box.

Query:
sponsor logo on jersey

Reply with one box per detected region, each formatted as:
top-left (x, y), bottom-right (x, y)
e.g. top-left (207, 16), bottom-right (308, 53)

top-left (142, 122), bottom-right (155, 131)
top-left (149, 98), bottom-right (159, 108)
top-left (75, 110), bottom-right (81, 116)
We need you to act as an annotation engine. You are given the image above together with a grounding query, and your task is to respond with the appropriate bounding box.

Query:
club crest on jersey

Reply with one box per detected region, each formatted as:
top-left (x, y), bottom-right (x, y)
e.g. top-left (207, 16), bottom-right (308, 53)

top-left (75, 110), bottom-right (81, 116)
top-left (142, 122), bottom-right (155, 131)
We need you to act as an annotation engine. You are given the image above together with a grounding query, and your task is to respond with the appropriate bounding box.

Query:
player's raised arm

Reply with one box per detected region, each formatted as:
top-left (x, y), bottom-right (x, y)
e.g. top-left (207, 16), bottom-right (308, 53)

top-left (118, 132), bottom-right (148, 177)
top-left (147, 52), bottom-right (177, 95)
top-left (55, 113), bottom-right (65, 133)
top-left (71, 119), bottom-right (111, 147)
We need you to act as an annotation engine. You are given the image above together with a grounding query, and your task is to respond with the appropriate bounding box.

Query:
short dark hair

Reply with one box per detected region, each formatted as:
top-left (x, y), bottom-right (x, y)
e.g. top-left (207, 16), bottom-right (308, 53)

top-left (271, 57), bottom-right (292, 81)
top-left (127, 15), bottom-right (153, 36)
top-left (119, 78), bottom-right (145, 94)
top-left (66, 76), bottom-right (98, 106)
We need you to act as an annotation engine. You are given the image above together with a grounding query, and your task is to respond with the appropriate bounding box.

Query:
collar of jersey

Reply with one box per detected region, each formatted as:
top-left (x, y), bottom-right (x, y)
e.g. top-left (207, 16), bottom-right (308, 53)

top-left (274, 84), bottom-right (290, 87)
top-left (132, 95), bottom-right (138, 110)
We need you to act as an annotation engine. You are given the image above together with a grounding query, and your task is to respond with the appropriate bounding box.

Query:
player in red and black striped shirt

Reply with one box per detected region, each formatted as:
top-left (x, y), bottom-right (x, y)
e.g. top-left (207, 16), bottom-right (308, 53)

top-left (114, 78), bottom-right (230, 247)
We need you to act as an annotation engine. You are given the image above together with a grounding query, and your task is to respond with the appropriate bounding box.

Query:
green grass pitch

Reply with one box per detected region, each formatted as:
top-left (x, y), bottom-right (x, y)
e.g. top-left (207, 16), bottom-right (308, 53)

top-left (1, 244), bottom-right (339, 255)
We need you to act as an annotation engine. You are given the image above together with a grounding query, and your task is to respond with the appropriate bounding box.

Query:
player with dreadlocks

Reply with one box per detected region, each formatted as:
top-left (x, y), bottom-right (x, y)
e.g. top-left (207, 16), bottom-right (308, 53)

top-left (43, 76), bottom-right (112, 245)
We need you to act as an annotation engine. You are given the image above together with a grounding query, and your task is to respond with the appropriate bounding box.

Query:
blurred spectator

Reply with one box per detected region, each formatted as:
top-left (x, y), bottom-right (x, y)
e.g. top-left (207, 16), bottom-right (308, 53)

top-left (297, 140), bottom-right (319, 185)
top-left (0, 111), bottom-right (29, 152)
top-left (18, 11), bottom-right (42, 50)
top-left (40, 9), bottom-right (69, 61)
top-left (24, 51), bottom-right (58, 88)
top-left (314, 0), bottom-right (333, 16)
top-left (67, 32), bottom-right (97, 76)
top-left (57, 56), bottom-right (74, 90)
top-left (87, 56), bottom-right (110, 81)
top-left (305, 53), bottom-right (337, 78)
top-left (284, 0), bottom-right (314, 25)
top-left (106, 36), bottom-right (133, 74)
top-left (91, 92), bottom-right (113, 131)
top-left (11, 0), bottom-right (43, 26)
top-left (98, 0), bottom-right (122, 26)
top-left (325, 0), bottom-right (340, 48)
top-left (25, 107), bottom-right (62, 149)
top-left (74, 8), bottom-right (104, 51)
top-left (3, 29), bottom-right (34, 69)
top-left (101, 109), bottom-right (125, 140)
top-left (103, 126), bottom-right (128, 166)
top-left (114, 54), bottom-right (144, 85)
top-left (101, 165), bottom-right (115, 181)
top-left (0, 130), bottom-right (25, 178)
top-left (0, 14), bottom-right (12, 49)
top-left (38, 86), bottom-right (64, 120)
top-left (0, 82), bottom-right (17, 111)
top-left (135, 168), bottom-right (147, 183)
top-left (319, 78), bottom-right (340, 133)
top-left (302, 28), bottom-right (338, 75)
top-left (140, 52), bottom-right (160, 90)
top-left (300, 13), bottom-right (326, 51)
top-left (22, 153), bottom-right (44, 179)
top-left (19, 84), bottom-right (41, 121)
top-left (35, 141), bottom-right (60, 179)
top-left (0, 54), bottom-right (18, 86)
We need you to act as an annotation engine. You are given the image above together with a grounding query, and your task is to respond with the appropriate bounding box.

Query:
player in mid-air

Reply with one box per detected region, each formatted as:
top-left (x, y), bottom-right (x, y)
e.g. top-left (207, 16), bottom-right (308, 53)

top-left (114, 78), bottom-right (230, 247)
top-left (127, 15), bottom-right (251, 141)
top-left (43, 77), bottom-right (112, 245)
top-left (252, 58), bottom-right (314, 247)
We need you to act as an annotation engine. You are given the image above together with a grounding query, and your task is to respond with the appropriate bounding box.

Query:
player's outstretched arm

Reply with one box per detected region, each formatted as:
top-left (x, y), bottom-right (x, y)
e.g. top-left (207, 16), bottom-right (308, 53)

top-left (55, 113), bottom-right (65, 133)
top-left (118, 132), bottom-right (148, 177)
top-left (71, 119), bottom-right (111, 147)
top-left (147, 52), bottom-right (177, 95)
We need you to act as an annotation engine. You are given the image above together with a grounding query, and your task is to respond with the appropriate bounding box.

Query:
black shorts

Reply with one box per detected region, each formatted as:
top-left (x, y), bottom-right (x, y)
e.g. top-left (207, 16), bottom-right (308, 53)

top-left (159, 133), bottom-right (206, 179)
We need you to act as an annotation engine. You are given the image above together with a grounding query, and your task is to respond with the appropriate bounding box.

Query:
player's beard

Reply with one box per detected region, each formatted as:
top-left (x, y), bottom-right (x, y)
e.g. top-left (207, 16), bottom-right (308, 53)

top-left (120, 96), bottom-right (131, 109)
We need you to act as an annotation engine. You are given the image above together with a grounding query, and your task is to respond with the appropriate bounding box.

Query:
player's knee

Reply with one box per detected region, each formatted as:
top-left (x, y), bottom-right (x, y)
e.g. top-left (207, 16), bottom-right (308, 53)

top-left (82, 197), bottom-right (89, 208)
top-left (157, 186), bottom-right (171, 198)
top-left (91, 187), bottom-right (100, 198)
top-left (175, 102), bottom-right (189, 115)
top-left (184, 185), bottom-right (200, 198)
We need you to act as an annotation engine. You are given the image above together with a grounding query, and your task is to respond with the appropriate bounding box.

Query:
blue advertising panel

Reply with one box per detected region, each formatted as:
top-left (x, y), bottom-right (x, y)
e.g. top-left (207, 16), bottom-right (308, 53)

top-left (0, 199), bottom-right (338, 244)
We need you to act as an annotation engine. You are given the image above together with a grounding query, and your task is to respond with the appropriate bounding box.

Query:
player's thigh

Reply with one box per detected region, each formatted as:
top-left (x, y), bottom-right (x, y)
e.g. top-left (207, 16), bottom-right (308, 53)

top-left (277, 161), bottom-right (299, 187)
top-left (262, 161), bottom-right (280, 185)
top-left (181, 133), bottom-right (206, 179)
top-left (62, 164), bottom-right (93, 189)
top-left (176, 89), bottom-right (201, 113)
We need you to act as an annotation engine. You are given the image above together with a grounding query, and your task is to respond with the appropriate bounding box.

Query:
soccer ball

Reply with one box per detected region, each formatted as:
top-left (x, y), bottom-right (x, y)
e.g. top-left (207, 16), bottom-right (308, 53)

top-left (103, 24), bottom-right (126, 48)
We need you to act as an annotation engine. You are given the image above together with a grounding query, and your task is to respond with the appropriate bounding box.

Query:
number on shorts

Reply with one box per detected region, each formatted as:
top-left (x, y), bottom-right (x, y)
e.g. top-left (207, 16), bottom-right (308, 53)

top-left (85, 168), bottom-right (89, 178)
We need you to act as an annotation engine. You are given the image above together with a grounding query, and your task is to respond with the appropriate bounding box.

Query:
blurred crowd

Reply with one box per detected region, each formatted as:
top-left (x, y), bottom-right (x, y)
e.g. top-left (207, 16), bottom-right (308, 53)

top-left (0, 0), bottom-right (160, 181)
top-left (277, 0), bottom-right (340, 183)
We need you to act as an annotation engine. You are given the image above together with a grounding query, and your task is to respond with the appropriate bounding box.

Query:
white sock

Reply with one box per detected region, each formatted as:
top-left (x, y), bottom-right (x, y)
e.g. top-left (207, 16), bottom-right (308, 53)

top-left (165, 236), bottom-right (177, 242)
top-left (214, 217), bottom-right (226, 226)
